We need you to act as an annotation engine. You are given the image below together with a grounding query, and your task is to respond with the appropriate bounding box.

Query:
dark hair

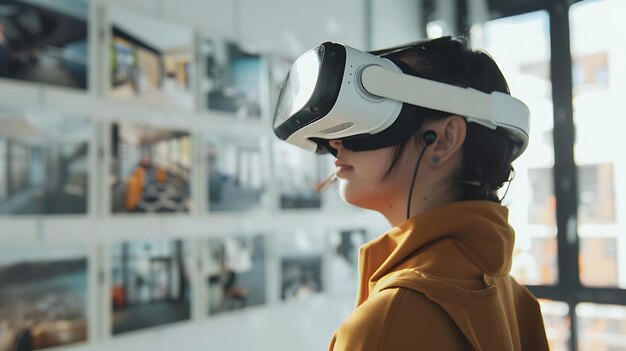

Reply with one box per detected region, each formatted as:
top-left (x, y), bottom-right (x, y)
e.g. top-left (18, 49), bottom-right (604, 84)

top-left (379, 36), bottom-right (516, 203)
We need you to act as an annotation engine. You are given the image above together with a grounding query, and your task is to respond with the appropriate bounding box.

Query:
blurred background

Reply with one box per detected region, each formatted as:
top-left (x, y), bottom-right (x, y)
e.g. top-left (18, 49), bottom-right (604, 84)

top-left (0, 0), bottom-right (624, 350)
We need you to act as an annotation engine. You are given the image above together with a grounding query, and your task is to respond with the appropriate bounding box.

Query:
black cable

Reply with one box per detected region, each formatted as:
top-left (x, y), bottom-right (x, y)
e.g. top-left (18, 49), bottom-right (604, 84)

top-left (406, 131), bottom-right (436, 220)
top-left (498, 167), bottom-right (516, 202)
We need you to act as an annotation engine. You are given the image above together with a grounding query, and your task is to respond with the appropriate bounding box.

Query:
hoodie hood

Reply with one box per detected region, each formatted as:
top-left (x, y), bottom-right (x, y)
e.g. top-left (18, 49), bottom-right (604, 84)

top-left (356, 200), bottom-right (514, 306)
top-left (329, 200), bottom-right (549, 351)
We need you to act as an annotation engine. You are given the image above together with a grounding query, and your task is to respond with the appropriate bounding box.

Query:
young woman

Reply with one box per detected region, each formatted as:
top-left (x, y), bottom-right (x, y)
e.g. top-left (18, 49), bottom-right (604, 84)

top-left (321, 37), bottom-right (550, 350)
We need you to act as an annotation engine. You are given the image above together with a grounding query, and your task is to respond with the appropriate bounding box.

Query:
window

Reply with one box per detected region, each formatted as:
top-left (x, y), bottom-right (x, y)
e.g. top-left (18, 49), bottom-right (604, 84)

top-left (576, 303), bottom-right (626, 350)
top-left (571, 0), bottom-right (626, 290)
top-left (477, 10), bottom-right (558, 286)
top-left (540, 299), bottom-right (571, 350)
top-left (473, 1), bottom-right (626, 349)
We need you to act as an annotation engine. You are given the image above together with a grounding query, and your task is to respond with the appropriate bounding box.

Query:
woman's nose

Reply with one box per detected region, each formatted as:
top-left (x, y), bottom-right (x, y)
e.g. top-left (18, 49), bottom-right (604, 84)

top-left (329, 139), bottom-right (343, 149)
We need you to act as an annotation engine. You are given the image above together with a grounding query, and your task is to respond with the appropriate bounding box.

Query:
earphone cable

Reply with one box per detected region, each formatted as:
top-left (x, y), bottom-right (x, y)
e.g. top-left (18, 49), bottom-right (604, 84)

top-left (406, 144), bottom-right (431, 220)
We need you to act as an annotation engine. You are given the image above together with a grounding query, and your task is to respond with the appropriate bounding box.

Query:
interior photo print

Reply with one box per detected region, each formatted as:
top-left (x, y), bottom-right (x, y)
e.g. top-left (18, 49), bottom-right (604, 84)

top-left (0, 113), bottom-right (90, 215)
top-left (110, 239), bottom-right (191, 335)
top-left (205, 134), bottom-right (266, 212)
top-left (0, 245), bottom-right (89, 351)
top-left (272, 141), bottom-right (326, 210)
top-left (277, 229), bottom-right (325, 302)
top-left (110, 123), bottom-right (191, 214)
top-left (202, 40), bottom-right (268, 119)
top-left (327, 229), bottom-right (367, 294)
top-left (281, 256), bottom-right (323, 302)
top-left (0, 0), bottom-right (89, 89)
top-left (108, 7), bottom-right (193, 110)
top-left (204, 235), bottom-right (267, 315)
top-left (267, 55), bottom-right (293, 118)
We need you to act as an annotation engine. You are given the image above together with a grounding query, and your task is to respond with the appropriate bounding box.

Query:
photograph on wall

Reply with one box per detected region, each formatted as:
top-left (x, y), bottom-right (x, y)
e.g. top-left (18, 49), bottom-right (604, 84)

top-left (205, 134), bottom-right (266, 212)
top-left (108, 7), bottom-right (193, 110)
top-left (203, 235), bottom-right (266, 315)
top-left (268, 55), bottom-right (293, 115)
top-left (277, 228), bottom-right (325, 301)
top-left (0, 245), bottom-right (88, 350)
top-left (0, 113), bottom-right (90, 215)
top-left (110, 123), bottom-right (191, 214)
top-left (273, 141), bottom-right (326, 209)
top-left (281, 256), bottom-right (323, 301)
top-left (110, 239), bottom-right (191, 335)
top-left (201, 40), bottom-right (268, 119)
top-left (0, 0), bottom-right (89, 89)
top-left (327, 229), bottom-right (367, 293)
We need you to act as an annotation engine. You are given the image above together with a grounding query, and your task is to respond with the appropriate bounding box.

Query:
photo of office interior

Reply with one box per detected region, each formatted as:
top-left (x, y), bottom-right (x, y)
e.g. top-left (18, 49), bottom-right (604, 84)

top-left (204, 235), bottom-right (267, 315)
top-left (108, 6), bottom-right (193, 110)
top-left (0, 0), bottom-right (625, 350)
top-left (110, 123), bottom-right (191, 214)
top-left (0, 0), bottom-right (89, 89)
top-left (0, 113), bottom-right (90, 215)
top-left (0, 245), bottom-right (88, 351)
top-left (205, 134), bottom-right (267, 212)
top-left (272, 141), bottom-right (325, 209)
top-left (202, 40), bottom-right (267, 118)
top-left (110, 239), bottom-right (191, 335)
top-left (327, 229), bottom-right (368, 294)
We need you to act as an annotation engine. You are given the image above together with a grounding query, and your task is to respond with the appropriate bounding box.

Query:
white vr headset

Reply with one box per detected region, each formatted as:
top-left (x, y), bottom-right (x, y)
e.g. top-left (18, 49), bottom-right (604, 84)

top-left (273, 41), bottom-right (530, 159)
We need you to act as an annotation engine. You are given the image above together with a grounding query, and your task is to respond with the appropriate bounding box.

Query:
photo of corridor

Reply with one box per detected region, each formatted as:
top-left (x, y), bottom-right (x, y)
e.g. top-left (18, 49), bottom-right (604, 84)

top-left (204, 235), bottom-right (267, 315)
top-left (110, 239), bottom-right (191, 335)
top-left (281, 256), bottom-right (323, 301)
top-left (108, 7), bottom-right (193, 110)
top-left (0, 113), bottom-right (90, 215)
top-left (272, 142), bottom-right (324, 209)
top-left (203, 40), bottom-right (267, 118)
top-left (110, 123), bottom-right (191, 214)
top-left (205, 135), bottom-right (266, 212)
top-left (276, 229), bottom-right (325, 302)
top-left (0, 245), bottom-right (88, 350)
top-left (327, 229), bottom-right (367, 294)
top-left (0, 0), bottom-right (88, 89)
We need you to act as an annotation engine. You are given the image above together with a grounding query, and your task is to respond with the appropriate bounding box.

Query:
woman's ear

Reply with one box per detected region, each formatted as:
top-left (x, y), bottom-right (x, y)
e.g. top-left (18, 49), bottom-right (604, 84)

top-left (428, 115), bottom-right (467, 165)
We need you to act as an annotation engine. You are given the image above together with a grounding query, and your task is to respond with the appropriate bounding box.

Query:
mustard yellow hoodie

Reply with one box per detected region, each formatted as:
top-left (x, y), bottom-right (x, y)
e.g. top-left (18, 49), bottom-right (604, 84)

top-left (328, 201), bottom-right (549, 351)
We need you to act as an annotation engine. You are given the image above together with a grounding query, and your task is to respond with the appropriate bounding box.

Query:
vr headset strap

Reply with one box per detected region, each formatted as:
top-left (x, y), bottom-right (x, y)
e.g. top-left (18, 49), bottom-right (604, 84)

top-left (360, 65), bottom-right (527, 133)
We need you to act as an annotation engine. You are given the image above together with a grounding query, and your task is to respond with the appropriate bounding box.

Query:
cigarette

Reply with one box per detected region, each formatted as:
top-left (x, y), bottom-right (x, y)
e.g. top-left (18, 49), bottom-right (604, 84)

top-left (315, 172), bottom-right (338, 192)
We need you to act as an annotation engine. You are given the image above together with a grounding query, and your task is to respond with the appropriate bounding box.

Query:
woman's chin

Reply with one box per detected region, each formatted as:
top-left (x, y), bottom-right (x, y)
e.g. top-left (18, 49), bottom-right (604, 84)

top-left (339, 181), bottom-right (376, 210)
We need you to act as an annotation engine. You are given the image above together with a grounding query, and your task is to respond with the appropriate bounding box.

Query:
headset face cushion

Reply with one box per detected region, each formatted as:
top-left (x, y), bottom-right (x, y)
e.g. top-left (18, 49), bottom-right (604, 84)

top-left (312, 103), bottom-right (424, 155)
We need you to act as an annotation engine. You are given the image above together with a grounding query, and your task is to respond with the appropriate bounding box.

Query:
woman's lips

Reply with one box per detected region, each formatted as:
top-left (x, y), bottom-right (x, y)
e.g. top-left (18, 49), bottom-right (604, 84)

top-left (334, 160), bottom-right (354, 174)
top-left (336, 165), bottom-right (354, 172)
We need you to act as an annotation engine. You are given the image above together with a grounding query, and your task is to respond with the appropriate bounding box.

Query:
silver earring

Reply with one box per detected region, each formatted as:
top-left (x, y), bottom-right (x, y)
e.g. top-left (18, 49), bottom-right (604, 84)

top-left (430, 156), bottom-right (440, 165)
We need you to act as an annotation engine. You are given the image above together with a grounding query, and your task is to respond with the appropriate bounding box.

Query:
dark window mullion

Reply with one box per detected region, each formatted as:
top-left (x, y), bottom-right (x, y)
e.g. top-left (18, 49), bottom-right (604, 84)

top-left (527, 285), bottom-right (569, 302)
top-left (577, 287), bottom-right (626, 306)
top-left (549, 1), bottom-right (579, 350)
top-left (530, 285), bottom-right (626, 306)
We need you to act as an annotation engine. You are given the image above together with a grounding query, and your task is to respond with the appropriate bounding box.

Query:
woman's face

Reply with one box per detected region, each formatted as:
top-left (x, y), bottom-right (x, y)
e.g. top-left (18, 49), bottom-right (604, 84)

top-left (329, 139), bottom-right (417, 211)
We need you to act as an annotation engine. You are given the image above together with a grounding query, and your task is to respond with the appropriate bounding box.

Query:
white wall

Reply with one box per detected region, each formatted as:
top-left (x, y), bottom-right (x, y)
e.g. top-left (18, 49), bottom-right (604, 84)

top-left (0, 1), bottom-right (423, 350)
top-left (104, 0), bottom-right (427, 55)
top-left (104, 0), bottom-right (368, 57)
top-left (371, 0), bottom-right (425, 50)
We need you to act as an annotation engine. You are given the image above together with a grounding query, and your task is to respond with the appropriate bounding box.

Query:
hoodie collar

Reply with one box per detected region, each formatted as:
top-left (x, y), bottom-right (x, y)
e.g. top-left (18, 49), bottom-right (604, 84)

top-left (356, 200), bottom-right (514, 305)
